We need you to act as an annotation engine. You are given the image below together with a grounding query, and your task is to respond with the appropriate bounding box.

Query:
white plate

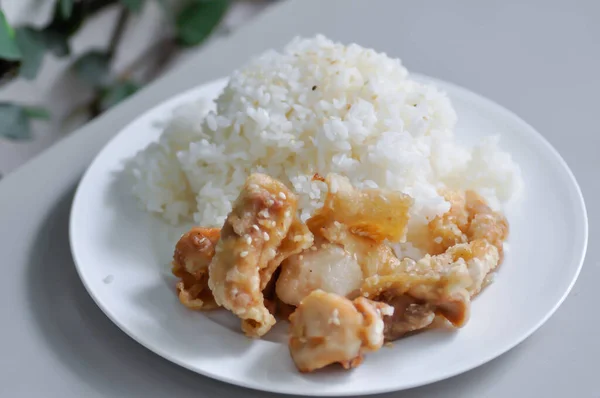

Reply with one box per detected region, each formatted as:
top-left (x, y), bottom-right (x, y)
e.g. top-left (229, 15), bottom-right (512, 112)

top-left (70, 75), bottom-right (588, 396)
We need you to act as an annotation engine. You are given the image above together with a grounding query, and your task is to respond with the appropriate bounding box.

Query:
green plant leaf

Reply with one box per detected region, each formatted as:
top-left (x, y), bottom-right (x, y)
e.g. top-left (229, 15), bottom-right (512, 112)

top-left (99, 80), bottom-right (140, 111)
top-left (73, 51), bottom-right (111, 87)
top-left (0, 11), bottom-right (21, 60)
top-left (47, 0), bottom-right (85, 36)
top-left (23, 106), bottom-right (51, 120)
top-left (175, 0), bottom-right (230, 47)
top-left (60, 0), bottom-right (74, 19)
top-left (120, 0), bottom-right (145, 12)
top-left (15, 28), bottom-right (46, 80)
top-left (42, 30), bottom-right (70, 57)
top-left (47, 0), bottom-right (118, 38)
top-left (0, 103), bottom-right (32, 140)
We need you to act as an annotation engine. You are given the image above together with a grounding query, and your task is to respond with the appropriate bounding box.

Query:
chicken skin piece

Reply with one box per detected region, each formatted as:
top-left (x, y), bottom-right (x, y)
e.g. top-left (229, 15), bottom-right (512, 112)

top-left (309, 173), bottom-right (413, 243)
top-left (208, 173), bottom-right (312, 338)
top-left (288, 290), bottom-right (393, 373)
top-left (172, 227), bottom-right (220, 310)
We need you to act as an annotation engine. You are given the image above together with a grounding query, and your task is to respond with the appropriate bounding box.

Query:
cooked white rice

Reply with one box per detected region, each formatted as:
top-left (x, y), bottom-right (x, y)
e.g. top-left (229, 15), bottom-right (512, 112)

top-left (127, 35), bottom-right (522, 236)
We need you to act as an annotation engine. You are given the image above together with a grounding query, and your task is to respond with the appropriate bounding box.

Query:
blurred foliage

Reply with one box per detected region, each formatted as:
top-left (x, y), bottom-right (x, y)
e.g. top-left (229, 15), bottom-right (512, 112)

top-left (176, 0), bottom-right (229, 46)
top-left (0, 103), bottom-right (50, 140)
top-left (0, 0), bottom-right (233, 140)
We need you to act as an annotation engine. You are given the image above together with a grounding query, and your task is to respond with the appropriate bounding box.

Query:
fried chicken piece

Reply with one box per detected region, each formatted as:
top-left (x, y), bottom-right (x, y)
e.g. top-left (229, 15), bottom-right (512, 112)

top-left (172, 227), bottom-right (220, 310)
top-left (261, 216), bottom-right (313, 290)
top-left (465, 191), bottom-right (509, 262)
top-left (208, 174), bottom-right (308, 338)
top-left (427, 190), bottom-right (469, 254)
top-left (288, 290), bottom-right (393, 373)
top-left (312, 174), bottom-right (413, 243)
top-left (362, 239), bottom-right (500, 339)
top-left (362, 254), bottom-right (473, 328)
top-left (426, 190), bottom-right (508, 259)
top-left (172, 204), bottom-right (311, 317)
top-left (276, 240), bottom-right (363, 306)
top-left (446, 239), bottom-right (500, 297)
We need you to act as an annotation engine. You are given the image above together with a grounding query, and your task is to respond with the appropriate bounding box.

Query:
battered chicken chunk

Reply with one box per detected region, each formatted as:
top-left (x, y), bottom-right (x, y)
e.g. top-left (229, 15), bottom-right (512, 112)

top-left (362, 239), bottom-right (500, 339)
top-left (426, 190), bottom-right (508, 259)
top-left (446, 239), bottom-right (500, 297)
top-left (172, 227), bottom-right (220, 310)
top-left (465, 191), bottom-right (509, 262)
top-left (362, 254), bottom-right (473, 328)
top-left (288, 290), bottom-right (393, 372)
top-left (208, 173), bottom-right (312, 338)
top-left (276, 240), bottom-right (363, 306)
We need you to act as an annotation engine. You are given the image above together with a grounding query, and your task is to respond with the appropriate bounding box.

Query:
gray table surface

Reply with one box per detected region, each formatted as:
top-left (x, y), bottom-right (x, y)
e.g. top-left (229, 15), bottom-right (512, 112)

top-left (1, 1), bottom-right (598, 397)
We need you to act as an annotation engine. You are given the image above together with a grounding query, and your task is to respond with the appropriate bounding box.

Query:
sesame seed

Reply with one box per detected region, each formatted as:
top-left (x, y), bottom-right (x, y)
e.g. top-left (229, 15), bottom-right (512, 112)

top-left (245, 236), bottom-right (252, 245)
top-left (278, 192), bottom-right (287, 200)
top-left (252, 224), bottom-right (260, 231)
top-left (329, 309), bottom-right (341, 325)
top-left (266, 199), bottom-right (274, 207)
top-left (263, 232), bottom-right (270, 241)
top-left (310, 246), bottom-right (317, 251)
top-left (259, 208), bottom-right (270, 218)
top-left (240, 251), bottom-right (248, 258)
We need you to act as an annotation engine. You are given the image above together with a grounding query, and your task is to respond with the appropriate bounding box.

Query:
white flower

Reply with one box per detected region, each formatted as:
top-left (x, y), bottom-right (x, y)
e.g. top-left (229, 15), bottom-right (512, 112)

top-left (1, 0), bottom-right (58, 28)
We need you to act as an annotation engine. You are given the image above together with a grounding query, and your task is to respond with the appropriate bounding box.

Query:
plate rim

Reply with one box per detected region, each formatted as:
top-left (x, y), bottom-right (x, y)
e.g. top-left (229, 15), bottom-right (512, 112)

top-left (69, 74), bottom-right (589, 396)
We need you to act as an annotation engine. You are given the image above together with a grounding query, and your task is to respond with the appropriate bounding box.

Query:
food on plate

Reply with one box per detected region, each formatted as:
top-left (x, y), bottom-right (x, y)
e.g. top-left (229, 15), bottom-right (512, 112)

top-left (411, 189), bottom-right (508, 260)
top-left (125, 35), bottom-right (522, 374)
top-left (170, 172), bottom-right (508, 371)
top-left (172, 227), bottom-right (220, 310)
top-left (289, 290), bottom-right (393, 372)
top-left (207, 174), bottom-right (312, 337)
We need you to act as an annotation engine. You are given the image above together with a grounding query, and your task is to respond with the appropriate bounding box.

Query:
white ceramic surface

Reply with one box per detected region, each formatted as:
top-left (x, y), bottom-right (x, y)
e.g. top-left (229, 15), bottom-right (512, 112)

top-left (69, 76), bottom-right (588, 396)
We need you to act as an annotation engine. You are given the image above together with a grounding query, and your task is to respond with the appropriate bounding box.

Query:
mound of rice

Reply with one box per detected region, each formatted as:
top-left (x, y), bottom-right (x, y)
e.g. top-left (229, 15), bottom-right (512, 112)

top-left (128, 35), bottom-right (522, 234)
